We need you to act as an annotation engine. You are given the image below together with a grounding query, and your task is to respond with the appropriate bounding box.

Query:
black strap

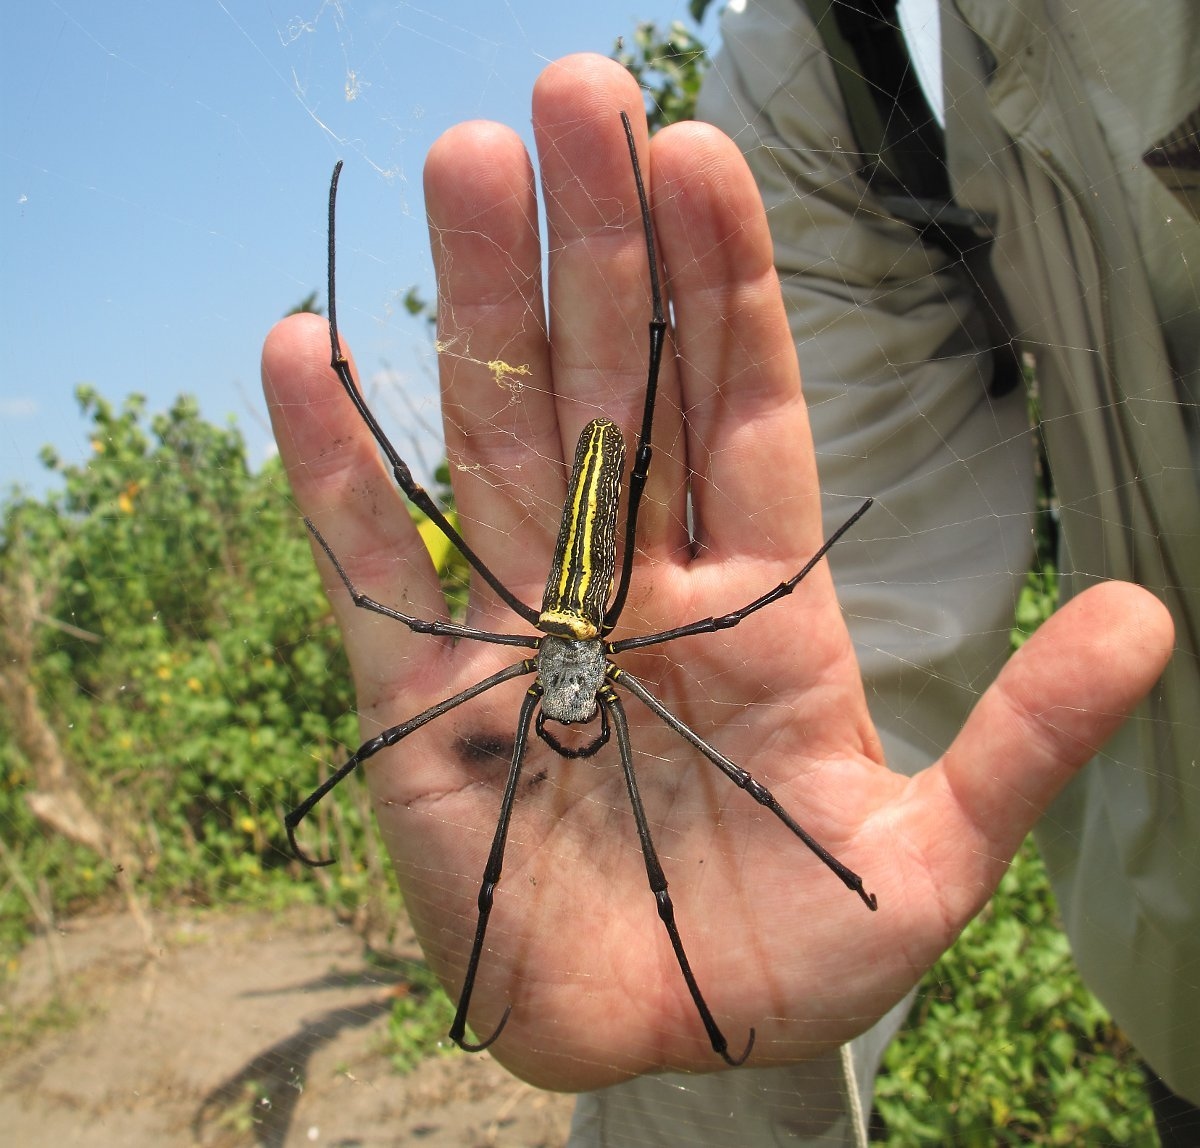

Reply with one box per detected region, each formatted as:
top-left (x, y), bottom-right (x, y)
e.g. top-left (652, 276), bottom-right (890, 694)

top-left (808, 0), bottom-right (993, 255)
top-left (808, 0), bottom-right (1019, 395)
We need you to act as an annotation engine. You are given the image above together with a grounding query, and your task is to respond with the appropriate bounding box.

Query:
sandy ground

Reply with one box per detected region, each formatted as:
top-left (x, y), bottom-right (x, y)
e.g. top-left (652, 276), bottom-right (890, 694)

top-left (0, 907), bottom-right (575, 1147)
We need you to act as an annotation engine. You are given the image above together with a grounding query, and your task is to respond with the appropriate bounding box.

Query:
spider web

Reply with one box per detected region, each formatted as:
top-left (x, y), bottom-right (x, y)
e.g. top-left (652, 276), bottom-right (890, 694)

top-left (3, 2), bottom-right (1198, 1145)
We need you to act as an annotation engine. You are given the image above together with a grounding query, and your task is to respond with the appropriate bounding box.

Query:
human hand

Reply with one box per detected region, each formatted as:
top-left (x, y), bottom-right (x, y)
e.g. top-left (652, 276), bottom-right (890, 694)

top-left (261, 54), bottom-right (1173, 1091)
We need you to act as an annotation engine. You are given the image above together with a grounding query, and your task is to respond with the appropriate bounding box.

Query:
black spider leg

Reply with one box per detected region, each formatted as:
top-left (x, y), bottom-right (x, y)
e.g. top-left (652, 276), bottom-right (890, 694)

top-left (448, 683), bottom-right (541, 1052)
top-left (611, 669), bottom-right (877, 911)
top-left (612, 497), bottom-right (874, 656)
top-left (605, 111), bottom-right (667, 634)
top-left (536, 701), bottom-right (611, 759)
top-left (325, 160), bottom-right (540, 628)
top-left (306, 518), bottom-right (539, 651)
top-left (603, 686), bottom-right (755, 1066)
top-left (286, 659), bottom-right (536, 867)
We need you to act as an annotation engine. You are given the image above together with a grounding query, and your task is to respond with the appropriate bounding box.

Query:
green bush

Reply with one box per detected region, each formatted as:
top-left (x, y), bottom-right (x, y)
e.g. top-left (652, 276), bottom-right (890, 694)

top-left (872, 494), bottom-right (1153, 1144)
top-left (0, 386), bottom-right (370, 946)
top-left (874, 839), bottom-right (1155, 1145)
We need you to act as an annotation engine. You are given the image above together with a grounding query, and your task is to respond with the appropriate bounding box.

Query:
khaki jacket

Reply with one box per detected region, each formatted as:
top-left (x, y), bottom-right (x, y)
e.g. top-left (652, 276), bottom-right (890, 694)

top-left (944, 0), bottom-right (1200, 1103)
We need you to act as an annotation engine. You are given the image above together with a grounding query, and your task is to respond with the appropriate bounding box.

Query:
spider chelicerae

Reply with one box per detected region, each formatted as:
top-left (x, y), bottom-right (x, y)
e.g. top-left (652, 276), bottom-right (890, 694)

top-left (288, 111), bottom-right (876, 1067)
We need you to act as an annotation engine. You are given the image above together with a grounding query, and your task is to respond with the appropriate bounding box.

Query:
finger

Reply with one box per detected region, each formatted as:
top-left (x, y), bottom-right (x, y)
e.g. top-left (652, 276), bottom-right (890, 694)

top-left (424, 122), bottom-right (559, 615)
top-left (922, 581), bottom-right (1175, 921)
top-left (533, 54), bottom-right (688, 559)
top-left (261, 313), bottom-right (448, 693)
top-left (651, 121), bottom-right (827, 563)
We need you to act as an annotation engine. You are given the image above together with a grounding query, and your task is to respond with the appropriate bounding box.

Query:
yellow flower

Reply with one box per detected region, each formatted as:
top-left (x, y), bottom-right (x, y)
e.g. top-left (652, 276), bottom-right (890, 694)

top-left (417, 516), bottom-right (455, 574)
top-left (117, 482), bottom-right (140, 514)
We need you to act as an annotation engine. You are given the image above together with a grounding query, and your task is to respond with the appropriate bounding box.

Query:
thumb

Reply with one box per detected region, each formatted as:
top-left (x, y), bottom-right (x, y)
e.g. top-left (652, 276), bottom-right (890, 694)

top-left (920, 581), bottom-right (1174, 920)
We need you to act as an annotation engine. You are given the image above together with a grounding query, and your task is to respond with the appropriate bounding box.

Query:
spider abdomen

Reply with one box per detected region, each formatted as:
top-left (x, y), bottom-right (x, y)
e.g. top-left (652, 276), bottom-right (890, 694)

top-left (539, 418), bottom-right (625, 641)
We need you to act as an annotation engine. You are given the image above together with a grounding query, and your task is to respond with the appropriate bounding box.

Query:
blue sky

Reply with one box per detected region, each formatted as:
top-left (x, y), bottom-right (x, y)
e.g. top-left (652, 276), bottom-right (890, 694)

top-left (3, 0), bottom-right (719, 498)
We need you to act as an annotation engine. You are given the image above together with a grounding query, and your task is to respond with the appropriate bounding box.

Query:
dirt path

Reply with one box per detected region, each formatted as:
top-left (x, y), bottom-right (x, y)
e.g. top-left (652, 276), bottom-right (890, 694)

top-left (1, 907), bottom-right (574, 1146)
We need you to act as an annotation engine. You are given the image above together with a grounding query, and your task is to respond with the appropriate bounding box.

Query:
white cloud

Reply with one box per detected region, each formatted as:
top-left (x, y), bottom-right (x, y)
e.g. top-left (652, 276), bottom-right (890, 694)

top-left (0, 397), bottom-right (38, 418)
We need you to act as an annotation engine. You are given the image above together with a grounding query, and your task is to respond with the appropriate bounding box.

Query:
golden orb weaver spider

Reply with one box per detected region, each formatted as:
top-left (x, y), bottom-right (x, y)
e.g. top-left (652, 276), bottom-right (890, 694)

top-left (288, 112), bottom-right (877, 1067)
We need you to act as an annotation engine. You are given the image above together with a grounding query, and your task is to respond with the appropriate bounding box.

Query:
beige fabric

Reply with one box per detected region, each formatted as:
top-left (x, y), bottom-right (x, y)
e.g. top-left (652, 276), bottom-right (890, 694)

top-left (944, 0), bottom-right (1200, 1104)
top-left (568, 995), bottom-right (912, 1148)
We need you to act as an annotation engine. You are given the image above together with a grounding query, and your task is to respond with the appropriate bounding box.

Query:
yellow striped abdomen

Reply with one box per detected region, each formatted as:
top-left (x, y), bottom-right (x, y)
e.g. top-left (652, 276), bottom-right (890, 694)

top-left (539, 419), bottom-right (625, 640)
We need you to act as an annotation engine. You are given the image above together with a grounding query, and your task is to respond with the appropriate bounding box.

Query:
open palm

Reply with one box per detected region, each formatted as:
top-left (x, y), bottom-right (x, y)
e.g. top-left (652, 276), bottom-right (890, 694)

top-left (262, 55), bottom-right (1172, 1092)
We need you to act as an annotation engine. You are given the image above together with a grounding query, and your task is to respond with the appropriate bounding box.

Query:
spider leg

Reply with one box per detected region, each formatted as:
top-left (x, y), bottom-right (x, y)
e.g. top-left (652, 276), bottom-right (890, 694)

top-left (286, 658), bottom-right (537, 866)
top-left (611, 498), bottom-right (874, 655)
top-left (603, 687), bottom-right (754, 1066)
top-left (449, 684), bottom-right (541, 1053)
top-left (325, 160), bottom-right (540, 629)
top-left (605, 111), bottom-right (667, 633)
top-left (536, 702), bottom-right (611, 759)
top-left (612, 670), bottom-right (877, 911)
top-left (307, 519), bottom-right (538, 649)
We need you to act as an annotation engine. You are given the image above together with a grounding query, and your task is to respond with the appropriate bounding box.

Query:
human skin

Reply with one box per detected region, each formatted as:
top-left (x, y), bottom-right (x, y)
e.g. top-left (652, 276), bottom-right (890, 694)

top-left (261, 54), bottom-right (1174, 1092)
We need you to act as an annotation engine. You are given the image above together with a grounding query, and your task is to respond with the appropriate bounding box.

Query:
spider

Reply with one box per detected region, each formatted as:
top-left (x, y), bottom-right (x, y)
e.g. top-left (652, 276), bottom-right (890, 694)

top-left (288, 112), bottom-right (877, 1067)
